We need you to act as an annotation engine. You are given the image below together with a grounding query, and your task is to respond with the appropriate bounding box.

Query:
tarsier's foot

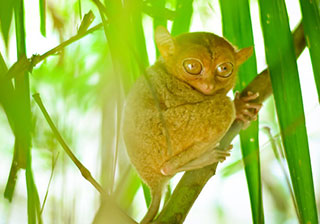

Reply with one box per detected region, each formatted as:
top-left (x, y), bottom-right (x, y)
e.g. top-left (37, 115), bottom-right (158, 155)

top-left (160, 145), bottom-right (233, 175)
top-left (210, 149), bottom-right (231, 163)
top-left (234, 91), bottom-right (262, 129)
top-left (217, 145), bottom-right (233, 162)
top-left (205, 144), bottom-right (233, 164)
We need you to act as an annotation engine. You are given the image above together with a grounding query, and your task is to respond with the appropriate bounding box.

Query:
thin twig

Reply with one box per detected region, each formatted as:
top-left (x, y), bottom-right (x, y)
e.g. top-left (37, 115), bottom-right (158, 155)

top-left (33, 93), bottom-right (138, 223)
top-left (1, 23), bottom-right (103, 83)
top-left (33, 23), bottom-right (103, 66)
top-left (32, 93), bottom-right (107, 197)
top-left (263, 127), bottom-right (300, 221)
top-left (40, 152), bottom-right (60, 214)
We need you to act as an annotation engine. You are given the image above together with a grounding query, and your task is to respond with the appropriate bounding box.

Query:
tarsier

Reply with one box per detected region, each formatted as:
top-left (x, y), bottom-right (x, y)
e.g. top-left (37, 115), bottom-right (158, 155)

top-left (123, 26), bottom-right (261, 224)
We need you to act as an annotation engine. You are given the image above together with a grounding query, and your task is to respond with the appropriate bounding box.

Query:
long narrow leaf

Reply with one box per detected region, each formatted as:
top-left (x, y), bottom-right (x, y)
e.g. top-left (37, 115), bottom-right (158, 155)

top-left (26, 164), bottom-right (43, 224)
top-left (78, 0), bottom-right (82, 19)
top-left (0, 53), bottom-right (22, 202)
top-left (0, 52), bottom-right (16, 130)
top-left (114, 168), bottom-right (142, 210)
top-left (219, 1), bottom-right (264, 223)
top-left (258, 0), bottom-right (318, 222)
top-left (0, 0), bottom-right (14, 47)
top-left (298, 0), bottom-right (320, 101)
top-left (129, 0), bottom-right (149, 69)
top-left (39, 0), bottom-right (46, 36)
top-left (100, 0), bottom-right (149, 209)
top-left (11, 0), bottom-right (42, 223)
top-left (127, 0), bottom-right (151, 205)
top-left (171, 0), bottom-right (193, 35)
top-left (97, 0), bottom-right (129, 199)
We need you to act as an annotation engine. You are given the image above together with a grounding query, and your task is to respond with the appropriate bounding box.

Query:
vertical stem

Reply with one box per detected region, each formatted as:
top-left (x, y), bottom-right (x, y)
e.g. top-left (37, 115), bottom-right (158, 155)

top-left (219, 0), bottom-right (264, 223)
top-left (258, 0), bottom-right (317, 222)
top-left (13, 0), bottom-right (42, 223)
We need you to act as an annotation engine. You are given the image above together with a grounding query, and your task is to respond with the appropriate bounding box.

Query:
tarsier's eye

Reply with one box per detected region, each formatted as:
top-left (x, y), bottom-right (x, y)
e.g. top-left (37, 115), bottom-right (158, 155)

top-left (183, 59), bottom-right (202, 75)
top-left (216, 62), bottom-right (233, 78)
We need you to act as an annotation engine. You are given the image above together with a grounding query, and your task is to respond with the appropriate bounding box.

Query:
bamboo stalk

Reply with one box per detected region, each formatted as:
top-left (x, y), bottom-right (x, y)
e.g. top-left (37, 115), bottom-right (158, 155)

top-left (219, 0), bottom-right (263, 222)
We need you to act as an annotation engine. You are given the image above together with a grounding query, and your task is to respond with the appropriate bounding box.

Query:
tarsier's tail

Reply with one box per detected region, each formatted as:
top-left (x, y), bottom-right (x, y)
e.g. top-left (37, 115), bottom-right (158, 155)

top-left (140, 189), bottom-right (162, 224)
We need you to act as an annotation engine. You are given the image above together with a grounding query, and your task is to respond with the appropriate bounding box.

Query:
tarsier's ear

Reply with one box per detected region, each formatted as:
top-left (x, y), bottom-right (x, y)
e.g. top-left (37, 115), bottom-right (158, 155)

top-left (236, 46), bottom-right (254, 65)
top-left (155, 26), bottom-right (175, 59)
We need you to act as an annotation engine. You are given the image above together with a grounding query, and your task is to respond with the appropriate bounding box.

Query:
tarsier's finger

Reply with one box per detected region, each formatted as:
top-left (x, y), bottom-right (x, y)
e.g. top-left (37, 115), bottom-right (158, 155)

top-left (212, 150), bottom-right (230, 157)
top-left (226, 144), bottom-right (233, 151)
top-left (235, 91), bottom-right (240, 99)
top-left (218, 156), bottom-right (227, 162)
top-left (245, 103), bottom-right (262, 111)
top-left (242, 109), bottom-right (255, 118)
top-left (241, 92), bottom-right (260, 101)
top-left (236, 114), bottom-right (251, 128)
top-left (219, 151), bottom-right (231, 157)
top-left (236, 114), bottom-right (247, 122)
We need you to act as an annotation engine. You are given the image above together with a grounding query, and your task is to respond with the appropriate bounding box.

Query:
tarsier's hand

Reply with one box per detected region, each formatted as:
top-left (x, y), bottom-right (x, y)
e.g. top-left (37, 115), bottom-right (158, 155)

top-left (234, 91), bottom-right (262, 129)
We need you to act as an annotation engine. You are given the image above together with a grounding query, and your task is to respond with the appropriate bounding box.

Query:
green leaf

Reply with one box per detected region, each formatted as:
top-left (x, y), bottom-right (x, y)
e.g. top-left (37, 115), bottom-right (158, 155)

top-left (39, 0), bottom-right (46, 36)
top-left (0, 0), bottom-right (15, 47)
top-left (0, 52), bottom-right (15, 130)
top-left (125, 0), bottom-right (151, 205)
top-left (78, 0), bottom-right (82, 19)
top-left (142, 182), bottom-right (151, 207)
top-left (114, 168), bottom-right (142, 210)
top-left (258, 0), bottom-right (318, 222)
top-left (171, 0), bottom-right (193, 35)
top-left (129, 0), bottom-right (149, 68)
top-left (103, 0), bottom-right (140, 90)
top-left (26, 165), bottom-right (43, 224)
top-left (6, 1), bottom-right (42, 223)
top-left (0, 53), bottom-right (21, 202)
top-left (219, 1), bottom-right (264, 223)
top-left (298, 0), bottom-right (320, 102)
top-left (143, 1), bottom-right (175, 22)
top-left (100, 0), bottom-right (151, 208)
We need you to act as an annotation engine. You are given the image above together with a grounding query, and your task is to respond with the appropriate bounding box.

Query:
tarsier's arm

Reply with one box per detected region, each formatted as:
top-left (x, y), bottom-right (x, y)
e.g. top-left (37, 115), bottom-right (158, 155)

top-left (159, 94), bottom-right (235, 175)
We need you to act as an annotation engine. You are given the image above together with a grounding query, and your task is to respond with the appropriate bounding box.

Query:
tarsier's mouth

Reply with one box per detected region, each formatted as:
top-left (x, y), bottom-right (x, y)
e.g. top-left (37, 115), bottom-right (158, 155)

top-left (200, 88), bottom-right (216, 95)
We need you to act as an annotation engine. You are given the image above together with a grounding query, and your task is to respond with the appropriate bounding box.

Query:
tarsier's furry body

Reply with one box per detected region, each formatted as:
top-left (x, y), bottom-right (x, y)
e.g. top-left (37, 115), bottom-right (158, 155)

top-left (123, 27), bottom-right (258, 223)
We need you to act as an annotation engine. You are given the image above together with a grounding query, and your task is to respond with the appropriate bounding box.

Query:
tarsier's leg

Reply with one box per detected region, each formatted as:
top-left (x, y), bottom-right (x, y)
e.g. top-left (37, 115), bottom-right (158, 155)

top-left (160, 142), bottom-right (212, 176)
top-left (170, 145), bottom-right (233, 173)
top-left (234, 91), bottom-right (262, 129)
top-left (160, 143), bottom-right (232, 176)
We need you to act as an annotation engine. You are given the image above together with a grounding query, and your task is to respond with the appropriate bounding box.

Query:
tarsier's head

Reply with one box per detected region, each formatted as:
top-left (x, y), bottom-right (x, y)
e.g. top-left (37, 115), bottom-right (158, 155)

top-left (155, 26), bottom-right (253, 95)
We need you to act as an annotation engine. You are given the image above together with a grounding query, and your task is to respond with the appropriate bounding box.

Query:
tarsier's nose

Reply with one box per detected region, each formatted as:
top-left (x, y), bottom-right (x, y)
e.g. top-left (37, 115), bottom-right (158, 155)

top-left (204, 83), bottom-right (214, 91)
top-left (201, 82), bottom-right (215, 94)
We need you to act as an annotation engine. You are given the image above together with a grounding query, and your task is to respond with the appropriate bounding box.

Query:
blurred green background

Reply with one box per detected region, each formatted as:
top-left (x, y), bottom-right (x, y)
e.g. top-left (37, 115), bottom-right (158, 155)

top-left (0, 0), bottom-right (320, 223)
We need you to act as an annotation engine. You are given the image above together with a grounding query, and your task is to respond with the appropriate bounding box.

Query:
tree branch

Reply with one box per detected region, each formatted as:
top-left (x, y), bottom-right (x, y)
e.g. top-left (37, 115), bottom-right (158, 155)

top-left (1, 20), bottom-right (103, 83)
top-left (154, 22), bottom-right (305, 224)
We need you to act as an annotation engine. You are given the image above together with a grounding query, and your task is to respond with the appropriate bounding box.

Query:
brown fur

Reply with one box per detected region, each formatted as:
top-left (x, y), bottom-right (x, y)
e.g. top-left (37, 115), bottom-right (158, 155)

top-left (123, 27), bottom-right (253, 223)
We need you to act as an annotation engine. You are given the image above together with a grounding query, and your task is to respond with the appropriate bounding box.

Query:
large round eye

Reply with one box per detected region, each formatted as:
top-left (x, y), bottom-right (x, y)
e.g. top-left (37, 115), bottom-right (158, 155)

top-left (183, 59), bottom-right (202, 75)
top-left (216, 62), bottom-right (233, 78)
